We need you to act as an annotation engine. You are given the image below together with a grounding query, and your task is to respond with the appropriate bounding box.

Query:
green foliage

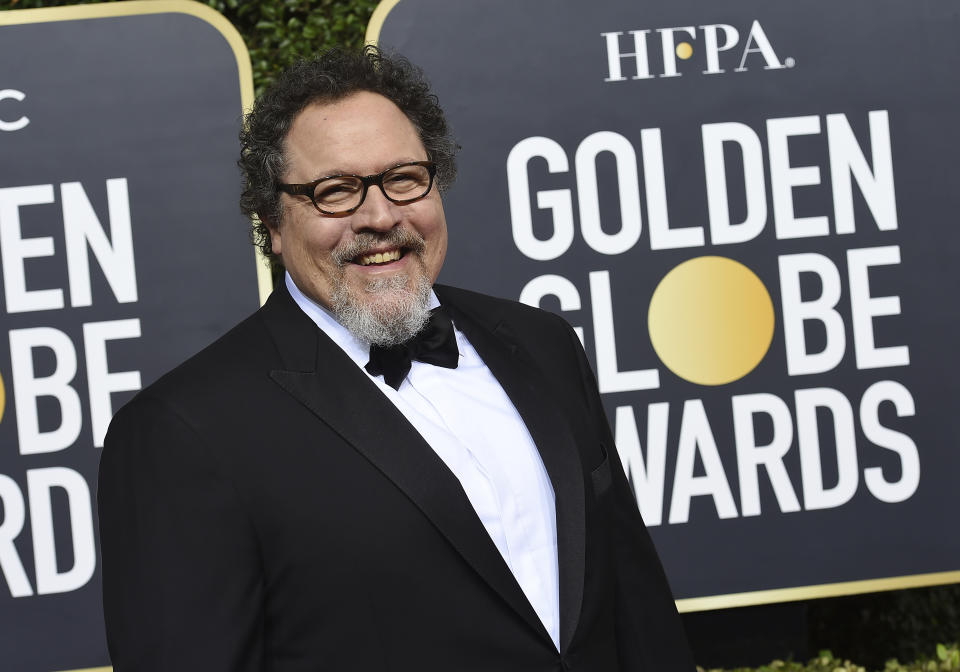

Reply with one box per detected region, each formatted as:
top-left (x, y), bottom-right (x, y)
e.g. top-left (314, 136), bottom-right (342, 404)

top-left (202, 0), bottom-right (379, 96)
top-left (1, 0), bottom-right (380, 96)
top-left (700, 644), bottom-right (960, 672)
top-left (809, 585), bottom-right (960, 669)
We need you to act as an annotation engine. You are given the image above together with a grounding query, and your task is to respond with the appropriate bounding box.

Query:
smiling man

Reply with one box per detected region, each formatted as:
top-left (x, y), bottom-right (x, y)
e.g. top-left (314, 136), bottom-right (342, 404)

top-left (97, 47), bottom-right (695, 672)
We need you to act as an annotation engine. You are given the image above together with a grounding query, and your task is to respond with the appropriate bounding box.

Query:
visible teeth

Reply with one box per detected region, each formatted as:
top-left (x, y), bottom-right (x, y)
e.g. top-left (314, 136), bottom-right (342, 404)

top-left (359, 249), bottom-right (401, 266)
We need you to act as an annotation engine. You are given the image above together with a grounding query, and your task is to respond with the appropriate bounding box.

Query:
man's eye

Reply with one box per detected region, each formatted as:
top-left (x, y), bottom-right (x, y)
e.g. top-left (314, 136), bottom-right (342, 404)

top-left (384, 171), bottom-right (426, 193)
top-left (386, 173), bottom-right (415, 185)
top-left (316, 181), bottom-right (360, 202)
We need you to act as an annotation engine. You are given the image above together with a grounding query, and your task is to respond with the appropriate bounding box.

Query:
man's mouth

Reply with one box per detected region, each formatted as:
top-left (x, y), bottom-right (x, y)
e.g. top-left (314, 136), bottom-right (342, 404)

top-left (354, 248), bottom-right (404, 266)
top-left (335, 229), bottom-right (426, 269)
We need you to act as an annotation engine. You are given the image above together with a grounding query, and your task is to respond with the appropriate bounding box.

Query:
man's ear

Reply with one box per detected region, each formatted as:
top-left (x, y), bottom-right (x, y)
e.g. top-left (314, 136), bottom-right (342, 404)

top-left (262, 216), bottom-right (283, 257)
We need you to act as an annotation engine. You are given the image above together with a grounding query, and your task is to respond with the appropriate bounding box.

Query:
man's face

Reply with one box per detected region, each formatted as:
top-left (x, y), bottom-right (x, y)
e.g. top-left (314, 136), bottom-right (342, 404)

top-left (270, 91), bottom-right (448, 323)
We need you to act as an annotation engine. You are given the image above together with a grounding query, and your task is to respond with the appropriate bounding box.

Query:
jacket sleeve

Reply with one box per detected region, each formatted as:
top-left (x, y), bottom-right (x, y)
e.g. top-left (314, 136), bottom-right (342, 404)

top-left (562, 319), bottom-right (697, 672)
top-left (97, 395), bottom-right (264, 672)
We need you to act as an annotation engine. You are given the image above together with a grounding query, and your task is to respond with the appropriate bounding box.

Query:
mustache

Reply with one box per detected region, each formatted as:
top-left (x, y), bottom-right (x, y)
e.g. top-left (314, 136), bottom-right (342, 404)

top-left (333, 228), bottom-right (426, 266)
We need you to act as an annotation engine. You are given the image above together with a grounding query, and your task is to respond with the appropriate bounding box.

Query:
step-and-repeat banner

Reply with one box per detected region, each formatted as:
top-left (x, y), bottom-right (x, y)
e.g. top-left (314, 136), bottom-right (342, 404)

top-left (2, 0), bottom-right (958, 667)
top-left (371, 0), bottom-right (960, 609)
top-left (0, 2), bottom-right (262, 670)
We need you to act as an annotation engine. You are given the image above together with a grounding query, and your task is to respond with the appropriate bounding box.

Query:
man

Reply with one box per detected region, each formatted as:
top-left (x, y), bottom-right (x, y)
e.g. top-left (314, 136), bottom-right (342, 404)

top-left (98, 46), bottom-right (695, 671)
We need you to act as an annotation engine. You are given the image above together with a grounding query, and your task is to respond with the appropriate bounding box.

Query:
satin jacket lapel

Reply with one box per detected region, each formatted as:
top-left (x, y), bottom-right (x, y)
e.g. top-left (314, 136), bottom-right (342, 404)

top-left (258, 287), bottom-right (550, 644)
top-left (439, 289), bottom-right (587, 654)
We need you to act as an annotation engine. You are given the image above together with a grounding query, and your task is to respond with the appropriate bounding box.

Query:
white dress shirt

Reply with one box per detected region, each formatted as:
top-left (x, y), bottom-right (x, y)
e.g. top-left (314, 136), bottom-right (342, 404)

top-left (286, 274), bottom-right (560, 649)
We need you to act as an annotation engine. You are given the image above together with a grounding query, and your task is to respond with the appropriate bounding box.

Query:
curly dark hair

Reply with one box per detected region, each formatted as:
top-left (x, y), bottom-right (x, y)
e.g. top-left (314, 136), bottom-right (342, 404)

top-left (238, 45), bottom-right (458, 267)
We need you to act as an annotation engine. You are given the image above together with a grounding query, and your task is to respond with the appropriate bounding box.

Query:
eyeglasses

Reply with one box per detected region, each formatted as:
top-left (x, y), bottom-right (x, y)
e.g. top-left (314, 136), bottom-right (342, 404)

top-left (277, 161), bottom-right (437, 216)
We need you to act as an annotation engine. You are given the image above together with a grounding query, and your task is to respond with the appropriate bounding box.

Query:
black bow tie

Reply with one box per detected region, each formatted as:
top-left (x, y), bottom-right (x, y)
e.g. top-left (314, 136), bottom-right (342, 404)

top-left (365, 307), bottom-right (459, 390)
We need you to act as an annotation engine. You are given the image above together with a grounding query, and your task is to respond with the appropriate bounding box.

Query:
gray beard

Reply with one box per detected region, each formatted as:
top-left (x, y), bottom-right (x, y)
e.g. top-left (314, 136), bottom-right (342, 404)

top-left (330, 271), bottom-right (432, 347)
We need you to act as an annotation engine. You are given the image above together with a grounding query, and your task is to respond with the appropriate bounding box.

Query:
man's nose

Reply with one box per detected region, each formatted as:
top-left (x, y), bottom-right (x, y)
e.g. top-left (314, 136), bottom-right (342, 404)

top-left (350, 184), bottom-right (398, 232)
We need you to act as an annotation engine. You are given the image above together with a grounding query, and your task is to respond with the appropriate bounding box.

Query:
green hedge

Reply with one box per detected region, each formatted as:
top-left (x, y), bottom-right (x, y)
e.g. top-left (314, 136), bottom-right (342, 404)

top-left (203, 0), bottom-right (379, 96)
top-left (704, 644), bottom-right (959, 672)
top-left (808, 584), bottom-right (960, 668)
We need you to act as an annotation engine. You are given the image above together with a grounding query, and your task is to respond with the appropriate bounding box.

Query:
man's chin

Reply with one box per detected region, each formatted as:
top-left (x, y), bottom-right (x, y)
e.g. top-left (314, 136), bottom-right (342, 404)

top-left (332, 273), bottom-right (433, 346)
top-left (359, 294), bottom-right (416, 320)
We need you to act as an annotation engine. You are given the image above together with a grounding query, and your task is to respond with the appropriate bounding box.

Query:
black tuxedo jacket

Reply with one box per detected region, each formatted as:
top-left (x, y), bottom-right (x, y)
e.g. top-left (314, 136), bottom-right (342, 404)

top-left (98, 284), bottom-right (694, 672)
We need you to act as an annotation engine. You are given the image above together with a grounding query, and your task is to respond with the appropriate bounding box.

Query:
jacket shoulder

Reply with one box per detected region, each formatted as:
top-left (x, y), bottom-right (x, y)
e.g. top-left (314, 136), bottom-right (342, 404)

top-left (150, 310), bottom-right (273, 395)
top-left (113, 290), bottom-right (294, 430)
top-left (435, 284), bottom-right (572, 331)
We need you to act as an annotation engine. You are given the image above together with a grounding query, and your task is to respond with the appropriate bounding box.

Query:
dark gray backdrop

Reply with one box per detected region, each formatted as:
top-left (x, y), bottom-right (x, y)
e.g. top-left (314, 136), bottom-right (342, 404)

top-left (0, 7), bottom-right (258, 670)
top-left (377, 0), bottom-right (960, 604)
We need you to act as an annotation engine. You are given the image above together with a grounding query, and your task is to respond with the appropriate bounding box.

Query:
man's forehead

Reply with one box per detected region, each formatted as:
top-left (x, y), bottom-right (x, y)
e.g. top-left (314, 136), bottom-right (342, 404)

top-left (289, 92), bottom-right (414, 135)
top-left (283, 92), bottom-right (427, 177)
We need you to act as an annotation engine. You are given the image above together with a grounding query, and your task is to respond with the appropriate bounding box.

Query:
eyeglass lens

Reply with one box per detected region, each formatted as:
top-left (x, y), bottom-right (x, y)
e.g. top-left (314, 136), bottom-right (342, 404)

top-left (315, 164), bottom-right (432, 213)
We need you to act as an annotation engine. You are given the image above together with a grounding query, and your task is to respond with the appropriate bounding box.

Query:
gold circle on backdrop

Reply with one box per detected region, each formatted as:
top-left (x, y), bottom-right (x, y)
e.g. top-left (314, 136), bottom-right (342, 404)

top-left (648, 256), bottom-right (775, 386)
top-left (675, 42), bottom-right (694, 60)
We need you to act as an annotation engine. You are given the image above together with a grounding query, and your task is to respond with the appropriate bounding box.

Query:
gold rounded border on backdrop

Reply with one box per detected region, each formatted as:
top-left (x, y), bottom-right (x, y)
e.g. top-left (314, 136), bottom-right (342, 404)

top-left (366, 0), bottom-right (404, 45)
top-left (648, 256), bottom-right (774, 386)
top-left (676, 569), bottom-right (960, 612)
top-left (0, 0), bottom-right (270, 306)
top-left (0, 369), bottom-right (5, 424)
